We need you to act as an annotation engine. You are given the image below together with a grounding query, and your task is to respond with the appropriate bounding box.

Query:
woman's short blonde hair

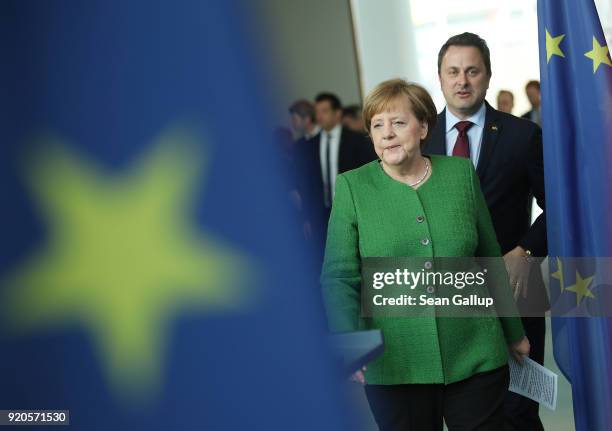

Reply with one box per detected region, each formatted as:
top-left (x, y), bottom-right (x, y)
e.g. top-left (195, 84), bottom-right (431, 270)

top-left (363, 79), bottom-right (437, 147)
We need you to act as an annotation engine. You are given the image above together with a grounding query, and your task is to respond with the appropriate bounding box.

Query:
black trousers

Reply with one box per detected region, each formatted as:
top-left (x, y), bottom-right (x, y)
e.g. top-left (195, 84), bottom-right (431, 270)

top-left (365, 365), bottom-right (509, 431)
top-left (503, 316), bottom-right (546, 431)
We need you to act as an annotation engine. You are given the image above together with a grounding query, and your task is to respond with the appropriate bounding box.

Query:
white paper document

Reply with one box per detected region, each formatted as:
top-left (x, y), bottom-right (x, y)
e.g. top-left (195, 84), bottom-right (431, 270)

top-left (508, 356), bottom-right (558, 410)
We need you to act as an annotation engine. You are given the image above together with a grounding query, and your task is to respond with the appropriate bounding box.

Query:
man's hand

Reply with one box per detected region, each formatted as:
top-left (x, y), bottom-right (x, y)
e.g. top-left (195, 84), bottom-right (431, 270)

top-left (503, 246), bottom-right (532, 300)
top-left (509, 336), bottom-right (530, 364)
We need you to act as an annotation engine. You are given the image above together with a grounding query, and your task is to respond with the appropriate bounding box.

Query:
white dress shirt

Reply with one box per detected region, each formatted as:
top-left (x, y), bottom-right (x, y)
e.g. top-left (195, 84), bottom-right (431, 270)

top-left (444, 103), bottom-right (486, 168)
top-left (319, 124), bottom-right (342, 206)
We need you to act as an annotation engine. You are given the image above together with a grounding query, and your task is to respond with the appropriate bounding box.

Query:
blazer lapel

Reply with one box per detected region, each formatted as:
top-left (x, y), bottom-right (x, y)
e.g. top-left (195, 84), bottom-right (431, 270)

top-left (425, 110), bottom-right (447, 155)
top-left (476, 102), bottom-right (501, 178)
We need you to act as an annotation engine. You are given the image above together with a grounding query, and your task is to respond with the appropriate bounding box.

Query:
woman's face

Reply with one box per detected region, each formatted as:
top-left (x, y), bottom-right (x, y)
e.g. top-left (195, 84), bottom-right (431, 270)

top-left (370, 96), bottom-right (428, 167)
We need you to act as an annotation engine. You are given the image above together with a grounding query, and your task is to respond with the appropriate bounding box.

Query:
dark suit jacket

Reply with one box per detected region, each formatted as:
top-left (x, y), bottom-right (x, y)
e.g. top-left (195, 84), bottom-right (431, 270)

top-left (296, 126), bottom-right (377, 208)
top-left (522, 109), bottom-right (542, 128)
top-left (521, 109), bottom-right (534, 121)
top-left (328, 126), bottom-right (377, 174)
top-left (294, 126), bottom-right (377, 250)
top-left (424, 102), bottom-right (549, 313)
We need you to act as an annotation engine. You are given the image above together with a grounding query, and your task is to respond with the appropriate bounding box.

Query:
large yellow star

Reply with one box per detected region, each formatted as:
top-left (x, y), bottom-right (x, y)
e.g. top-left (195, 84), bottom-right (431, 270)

top-left (546, 29), bottom-right (566, 63)
top-left (2, 128), bottom-right (253, 402)
top-left (584, 36), bottom-right (612, 73)
top-left (565, 270), bottom-right (595, 306)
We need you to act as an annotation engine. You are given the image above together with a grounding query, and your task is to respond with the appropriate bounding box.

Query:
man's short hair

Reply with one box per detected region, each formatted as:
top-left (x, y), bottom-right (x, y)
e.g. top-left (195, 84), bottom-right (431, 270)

top-left (342, 104), bottom-right (362, 119)
top-left (362, 78), bottom-right (437, 148)
top-left (437, 32), bottom-right (492, 76)
top-left (497, 90), bottom-right (514, 101)
top-left (315, 92), bottom-right (342, 111)
top-left (289, 99), bottom-right (315, 122)
top-left (525, 80), bottom-right (541, 91)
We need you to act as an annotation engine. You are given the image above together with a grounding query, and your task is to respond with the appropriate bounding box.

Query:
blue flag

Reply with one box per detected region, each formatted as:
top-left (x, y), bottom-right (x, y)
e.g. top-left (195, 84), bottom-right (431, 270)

top-left (0, 1), bottom-right (353, 429)
top-left (537, 0), bottom-right (612, 429)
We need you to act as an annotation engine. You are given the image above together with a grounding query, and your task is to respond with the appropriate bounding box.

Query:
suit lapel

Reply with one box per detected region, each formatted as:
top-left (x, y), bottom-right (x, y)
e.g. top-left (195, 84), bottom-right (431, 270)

top-left (425, 110), bottom-right (447, 155)
top-left (476, 102), bottom-right (501, 178)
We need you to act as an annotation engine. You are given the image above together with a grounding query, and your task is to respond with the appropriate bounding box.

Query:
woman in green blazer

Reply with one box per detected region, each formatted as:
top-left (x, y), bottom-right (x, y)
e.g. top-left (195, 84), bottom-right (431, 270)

top-left (321, 79), bottom-right (530, 431)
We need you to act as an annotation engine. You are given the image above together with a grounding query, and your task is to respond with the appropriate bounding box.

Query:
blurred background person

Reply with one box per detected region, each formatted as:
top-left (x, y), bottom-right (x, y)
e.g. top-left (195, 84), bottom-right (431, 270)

top-left (274, 126), bottom-right (296, 166)
top-left (289, 99), bottom-right (320, 141)
top-left (497, 89), bottom-right (515, 114)
top-left (288, 99), bottom-right (320, 223)
top-left (288, 99), bottom-right (327, 268)
top-left (341, 104), bottom-right (365, 133)
top-left (289, 92), bottom-right (377, 274)
top-left (274, 126), bottom-right (307, 236)
top-left (522, 80), bottom-right (541, 126)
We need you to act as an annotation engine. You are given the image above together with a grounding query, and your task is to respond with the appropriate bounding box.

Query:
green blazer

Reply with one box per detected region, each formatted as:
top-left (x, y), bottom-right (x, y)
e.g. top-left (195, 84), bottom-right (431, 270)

top-left (321, 155), bottom-right (524, 385)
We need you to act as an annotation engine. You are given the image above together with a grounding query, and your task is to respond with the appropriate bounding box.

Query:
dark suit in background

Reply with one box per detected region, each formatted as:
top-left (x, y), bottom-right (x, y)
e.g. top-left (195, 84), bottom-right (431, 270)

top-left (425, 101), bottom-right (548, 431)
top-left (332, 127), bottom-right (377, 175)
top-left (522, 108), bottom-right (541, 126)
top-left (294, 126), bottom-right (377, 270)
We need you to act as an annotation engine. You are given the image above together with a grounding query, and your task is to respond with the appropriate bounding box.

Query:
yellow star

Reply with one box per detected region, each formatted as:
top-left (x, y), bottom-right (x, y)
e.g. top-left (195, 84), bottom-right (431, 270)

top-left (584, 36), bottom-right (612, 73)
top-left (546, 29), bottom-right (566, 63)
top-left (2, 128), bottom-right (253, 402)
top-left (564, 270), bottom-right (595, 306)
top-left (550, 257), bottom-right (565, 290)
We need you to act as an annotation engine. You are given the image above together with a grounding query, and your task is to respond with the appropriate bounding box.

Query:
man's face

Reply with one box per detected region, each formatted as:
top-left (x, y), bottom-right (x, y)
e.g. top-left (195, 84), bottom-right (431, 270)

top-left (290, 113), bottom-right (306, 135)
top-left (439, 45), bottom-right (491, 119)
top-left (526, 86), bottom-right (541, 108)
top-left (315, 100), bottom-right (341, 131)
top-left (497, 92), bottom-right (514, 114)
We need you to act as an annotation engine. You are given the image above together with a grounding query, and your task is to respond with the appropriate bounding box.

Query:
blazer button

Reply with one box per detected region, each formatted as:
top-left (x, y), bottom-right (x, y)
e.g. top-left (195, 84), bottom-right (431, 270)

top-left (426, 285), bottom-right (435, 294)
top-left (416, 215), bottom-right (425, 223)
top-left (424, 261), bottom-right (432, 269)
top-left (421, 238), bottom-right (430, 246)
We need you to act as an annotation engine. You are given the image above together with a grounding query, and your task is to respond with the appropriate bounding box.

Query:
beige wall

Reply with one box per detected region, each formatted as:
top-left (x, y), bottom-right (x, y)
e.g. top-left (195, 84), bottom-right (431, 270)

top-left (255, 0), bottom-right (361, 126)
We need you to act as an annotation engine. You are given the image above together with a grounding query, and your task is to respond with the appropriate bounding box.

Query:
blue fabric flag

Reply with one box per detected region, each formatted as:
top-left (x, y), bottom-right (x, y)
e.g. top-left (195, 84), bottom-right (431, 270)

top-left (537, 0), bottom-right (612, 429)
top-left (0, 1), bottom-right (354, 430)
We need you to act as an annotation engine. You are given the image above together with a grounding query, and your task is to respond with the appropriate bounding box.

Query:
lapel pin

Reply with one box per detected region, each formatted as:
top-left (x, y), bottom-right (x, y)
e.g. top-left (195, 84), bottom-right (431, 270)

top-left (491, 125), bottom-right (498, 131)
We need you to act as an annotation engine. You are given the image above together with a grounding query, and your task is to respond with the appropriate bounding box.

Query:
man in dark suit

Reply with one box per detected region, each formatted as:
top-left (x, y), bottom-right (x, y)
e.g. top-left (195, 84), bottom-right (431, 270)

top-left (293, 93), bottom-right (376, 267)
top-left (294, 92), bottom-right (376, 222)
top-left (522, 80), bottom-right (542, 126)
top-left (424, 32), bottom-right (548, 431)
top-left (312, 92), bottom-right (376, 210)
